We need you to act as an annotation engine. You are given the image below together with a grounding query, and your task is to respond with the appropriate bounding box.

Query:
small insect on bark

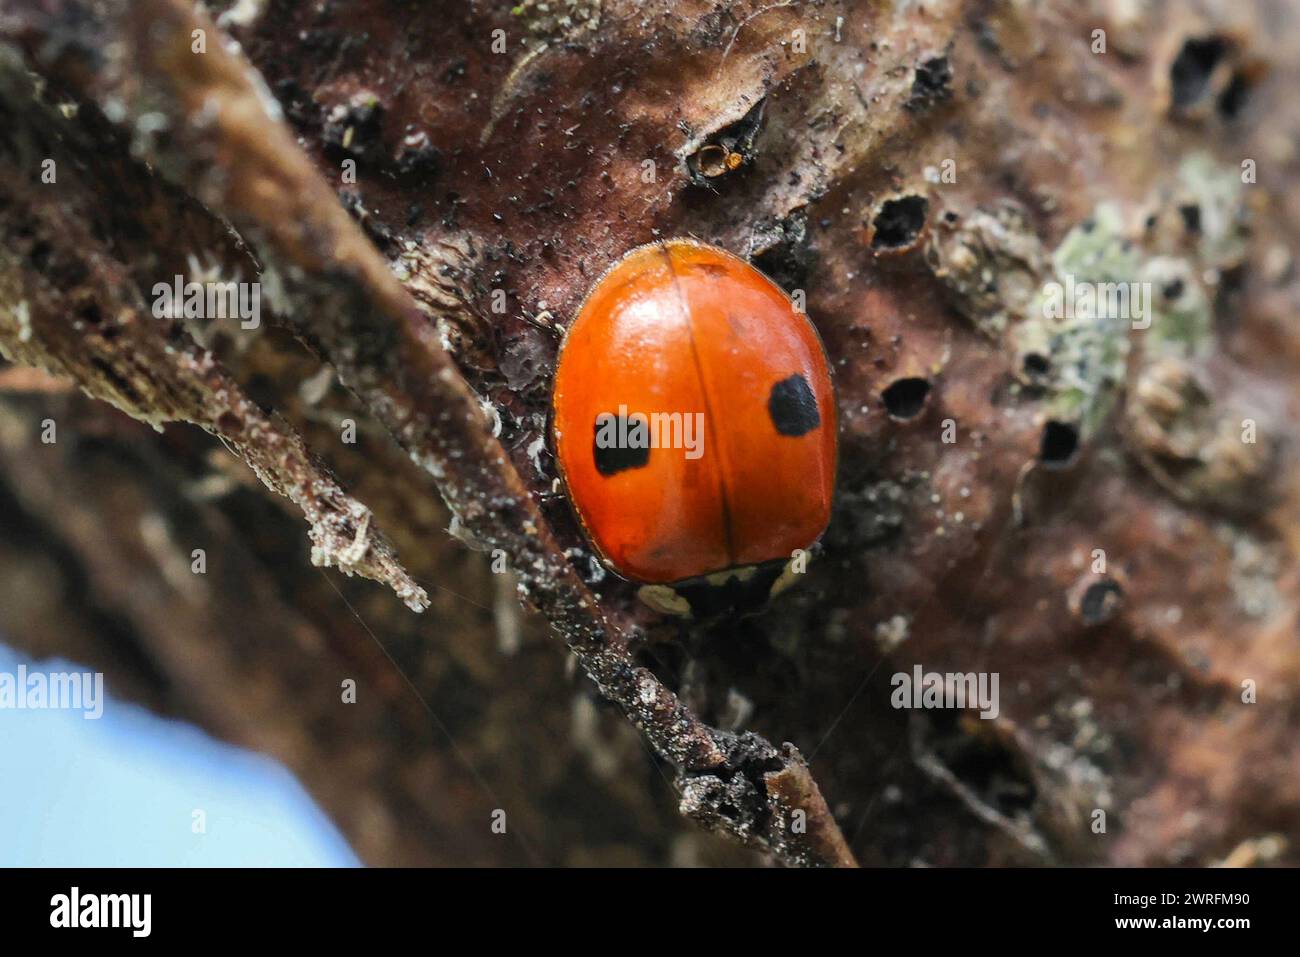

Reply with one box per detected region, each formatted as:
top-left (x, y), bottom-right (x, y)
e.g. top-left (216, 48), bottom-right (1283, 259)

top-left (551, 239), bottom-right (837, 619)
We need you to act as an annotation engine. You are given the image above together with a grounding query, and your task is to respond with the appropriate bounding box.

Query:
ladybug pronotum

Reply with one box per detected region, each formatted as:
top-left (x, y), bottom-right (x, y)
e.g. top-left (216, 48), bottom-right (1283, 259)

top-left (552, 239), bottom-right (836, 618)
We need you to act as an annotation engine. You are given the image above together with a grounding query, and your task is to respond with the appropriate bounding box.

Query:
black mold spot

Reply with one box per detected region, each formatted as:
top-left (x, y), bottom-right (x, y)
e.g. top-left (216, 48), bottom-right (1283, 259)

top-left (1170, 36), bottom-right (1228, 113)
top-left (768, 374), bottom-right (820, 436)
top-left (871, 195), bottom-right (929, 251)
top-left (907, 55), bottom-right (953, 112)
top-left (1040, 420), bottom-right (1080, 468)
top-left (593, 414), bottom-right (650, 476)
top-left (882, 377), bottom-right (931, 420)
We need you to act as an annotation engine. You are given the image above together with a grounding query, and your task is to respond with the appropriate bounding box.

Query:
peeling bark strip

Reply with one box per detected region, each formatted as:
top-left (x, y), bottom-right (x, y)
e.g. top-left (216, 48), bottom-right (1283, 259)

top-left (0, 0), bottom-right (854, 865)
top-left (0, 61), bottom-right (428, 611)
top-left (0, 245), bottom-right (430, 610)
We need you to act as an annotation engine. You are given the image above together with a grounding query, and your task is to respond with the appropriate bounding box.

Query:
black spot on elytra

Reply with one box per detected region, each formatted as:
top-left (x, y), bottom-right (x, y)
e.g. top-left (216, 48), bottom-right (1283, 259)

top-left (593, 414), bottom-right (650, 476)
top-left (768, 374), bottom-right (820, 436)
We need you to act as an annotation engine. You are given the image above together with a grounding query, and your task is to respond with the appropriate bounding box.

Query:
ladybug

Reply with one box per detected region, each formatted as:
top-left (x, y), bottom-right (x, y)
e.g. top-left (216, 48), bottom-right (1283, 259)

top-left (552, 239), bottom-right (836, 618)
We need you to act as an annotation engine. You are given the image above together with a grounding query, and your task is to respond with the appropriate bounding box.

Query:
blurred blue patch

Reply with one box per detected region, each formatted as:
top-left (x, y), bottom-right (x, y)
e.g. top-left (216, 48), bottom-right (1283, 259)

top-left (0, 643), bottom-right (360, 867)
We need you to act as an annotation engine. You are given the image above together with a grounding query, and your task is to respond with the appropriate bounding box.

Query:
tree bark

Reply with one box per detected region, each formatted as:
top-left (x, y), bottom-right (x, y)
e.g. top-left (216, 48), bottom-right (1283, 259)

top-left (0, 0), bottom-right (1297, 867)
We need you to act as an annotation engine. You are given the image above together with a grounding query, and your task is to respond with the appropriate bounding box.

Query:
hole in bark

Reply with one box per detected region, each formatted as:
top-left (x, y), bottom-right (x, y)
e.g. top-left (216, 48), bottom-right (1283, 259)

top-left (927, 711), bottom-right (1038, 818)
top-left (1023, 353), bottom-right (1050, 377)
top-left (907, 55), bottom-right (953, 111)
top-left (1079, 578), bottom-right (1124, 625)
top-left (1039, 420), bottom-right (1079, 468)
top-left (882, 377), bottom-right (931, 419)
top-left (1170, 36), bottom-right (1228, 112)
top-left (695, 144), bottom-right (732, 178)
top-left (871, 195), bottom-right (929, 251)
top-left (685, 98), bottom-right (766, 186)
top-left (1217, 69), bottom-right (1252, 119)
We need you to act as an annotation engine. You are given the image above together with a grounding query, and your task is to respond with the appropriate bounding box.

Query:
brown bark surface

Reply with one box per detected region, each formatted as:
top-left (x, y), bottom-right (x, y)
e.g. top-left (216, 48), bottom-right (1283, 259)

top-left (0, 0), bottom-right (1297, 866)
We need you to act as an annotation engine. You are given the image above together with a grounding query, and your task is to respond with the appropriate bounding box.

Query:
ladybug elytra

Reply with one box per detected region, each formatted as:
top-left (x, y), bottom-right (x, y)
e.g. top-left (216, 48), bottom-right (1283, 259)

top-left (552, 239), bottom-right (836, 618)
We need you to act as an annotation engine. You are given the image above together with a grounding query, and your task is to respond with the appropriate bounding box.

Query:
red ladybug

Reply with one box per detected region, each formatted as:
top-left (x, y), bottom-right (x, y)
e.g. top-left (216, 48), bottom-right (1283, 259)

top-left (552, 239), bottom-right (836, 617)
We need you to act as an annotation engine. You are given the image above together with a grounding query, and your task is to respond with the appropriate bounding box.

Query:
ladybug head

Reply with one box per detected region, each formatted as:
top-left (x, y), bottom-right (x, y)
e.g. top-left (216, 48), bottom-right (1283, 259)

top-left (635, 555), bottom-right (807, 620)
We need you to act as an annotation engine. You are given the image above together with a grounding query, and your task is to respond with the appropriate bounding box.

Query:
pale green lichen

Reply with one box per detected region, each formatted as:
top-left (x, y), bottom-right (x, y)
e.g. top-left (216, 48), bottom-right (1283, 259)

top-left (1177, 152), bottom-right (1249, 271)
top-left (932, 158), bottom-right (1243, 454)
top-left (1013, 159), bottom-right (1234, 435)
top-left (1141, 255), bottom-right (1213, 356)
top-left (1016, 203), bottom-right (1139, 437)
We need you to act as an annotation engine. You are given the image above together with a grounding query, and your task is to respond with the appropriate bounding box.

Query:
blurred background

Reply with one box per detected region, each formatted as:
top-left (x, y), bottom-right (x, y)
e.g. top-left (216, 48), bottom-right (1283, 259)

top-left (0, 644), bottom-right (357, 867)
